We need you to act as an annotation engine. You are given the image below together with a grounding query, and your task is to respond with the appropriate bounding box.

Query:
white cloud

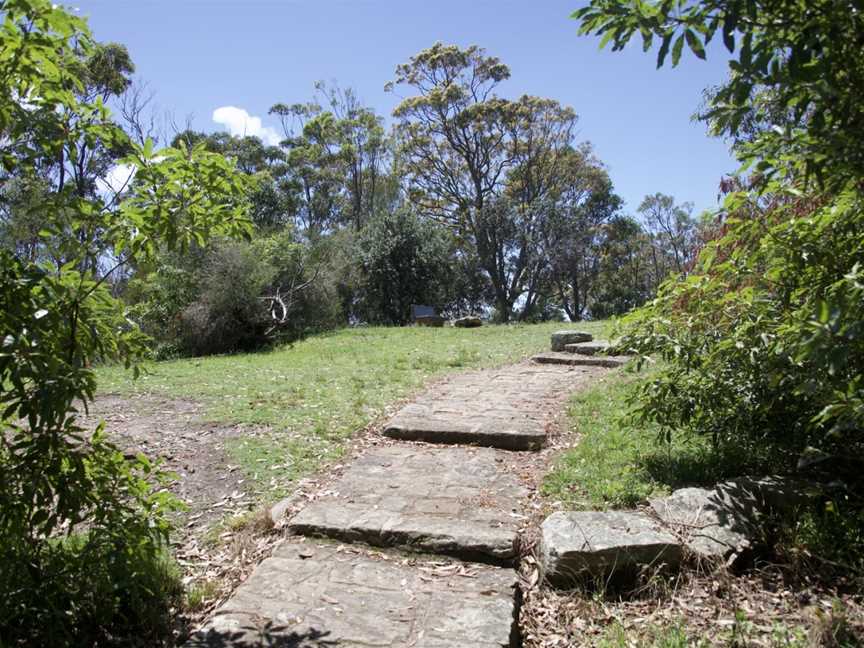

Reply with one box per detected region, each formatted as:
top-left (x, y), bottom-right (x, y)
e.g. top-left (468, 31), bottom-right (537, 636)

top-left (97, 162), bottom-right (136, 195)
top-left (212, 106), bottom-right (281, 146)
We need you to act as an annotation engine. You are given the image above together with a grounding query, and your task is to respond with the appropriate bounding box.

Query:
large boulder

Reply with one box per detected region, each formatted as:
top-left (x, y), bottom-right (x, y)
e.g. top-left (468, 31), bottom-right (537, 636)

top-left (550, 330), bottom-right (593, 352)
top-left (540, 510), bottom-right (682, 586)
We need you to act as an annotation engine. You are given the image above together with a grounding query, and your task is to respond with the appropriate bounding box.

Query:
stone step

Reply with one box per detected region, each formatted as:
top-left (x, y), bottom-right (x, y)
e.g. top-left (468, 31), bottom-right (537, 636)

top-left (383, 362), bottom-right (596, 450)
top-left (550, 330), bottom-right (593, 352)
top-left (189, 540), bottom-right (519, 647)
top-left (288, 445), bottom-right (528, 565)
top-left (384, 415), bottom-right (547, 451)
top-left (563, 340), bottom-right (612, 355)
top-left (532, 351), bottom-right (629, 368)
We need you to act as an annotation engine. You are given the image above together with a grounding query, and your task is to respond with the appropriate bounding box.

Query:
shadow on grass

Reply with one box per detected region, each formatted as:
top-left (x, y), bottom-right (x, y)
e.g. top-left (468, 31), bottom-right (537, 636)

top-left (638, 440), bottom-right (772, 491)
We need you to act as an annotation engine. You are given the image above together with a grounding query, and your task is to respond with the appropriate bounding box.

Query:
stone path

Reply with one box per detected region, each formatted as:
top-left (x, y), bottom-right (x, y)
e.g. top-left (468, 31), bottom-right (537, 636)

top-left (289, 445), bottom-right (527, 564)
top-left (193, 350), bottom-right (616, 647)
top-left (384, 361), bottom-right (598, 450)
top-left (189, 541), bottom-right (518, 648)
top-left (532, 351), bottom-right (630, 368)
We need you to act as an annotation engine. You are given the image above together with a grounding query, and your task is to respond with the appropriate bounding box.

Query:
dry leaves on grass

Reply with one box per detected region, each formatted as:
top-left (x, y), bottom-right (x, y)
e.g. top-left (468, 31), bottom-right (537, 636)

top-left (519, 558), bottom-right (864, 648)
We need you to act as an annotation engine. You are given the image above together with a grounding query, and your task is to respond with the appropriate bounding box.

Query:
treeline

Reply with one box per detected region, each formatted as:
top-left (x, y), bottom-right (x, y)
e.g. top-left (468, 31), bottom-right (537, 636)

top-left (1, 42), bottom-right (702, 357)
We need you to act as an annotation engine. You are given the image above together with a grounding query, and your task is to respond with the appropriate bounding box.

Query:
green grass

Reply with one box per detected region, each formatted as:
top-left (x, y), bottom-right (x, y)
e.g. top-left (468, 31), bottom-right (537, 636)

top-left (597, 617), bottom-right (815, 648)
top-left (598, 622), bottom-right (695, 648)
top-left (542, 367), bottom-right (750, 510)
top-left (99, 322), bottom-right (608, 498)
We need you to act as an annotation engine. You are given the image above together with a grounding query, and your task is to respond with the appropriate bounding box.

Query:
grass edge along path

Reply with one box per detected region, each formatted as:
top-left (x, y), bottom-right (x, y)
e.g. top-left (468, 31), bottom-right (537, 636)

top-left (98, 322), bottom-right (608, 500)
top-left (542, 364), bottom-right (747, 511)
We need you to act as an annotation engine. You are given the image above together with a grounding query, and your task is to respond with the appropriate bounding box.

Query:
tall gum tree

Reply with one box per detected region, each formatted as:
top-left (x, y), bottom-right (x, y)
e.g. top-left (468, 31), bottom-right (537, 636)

top-left (388, 43), bottom-right (618, 321)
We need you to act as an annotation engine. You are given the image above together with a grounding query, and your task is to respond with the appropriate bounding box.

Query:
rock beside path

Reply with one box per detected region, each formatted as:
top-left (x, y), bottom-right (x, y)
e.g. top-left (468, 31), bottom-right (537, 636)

top-left (190, 540), bottom-right (518, 648)
top-left (650, 477), bottom-right (817, 563)
top-left (550, 330), bottom-right (593, 351)
top-left (540, 510), bottom-right (682, 586)
top-left (541, 477), bottom-right (818, 587)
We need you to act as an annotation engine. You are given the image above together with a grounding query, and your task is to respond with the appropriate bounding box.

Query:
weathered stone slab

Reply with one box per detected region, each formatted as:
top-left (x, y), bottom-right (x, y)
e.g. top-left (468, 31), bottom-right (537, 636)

top-left (289, 445), bottom-right (528, 564)
top-left (540, 510), bottom-right (682, 586)
top-left (551, 330), bottom-right (594, 351)
top-left (533, 351), bottom-right (629, 368)
top-left (190, 540), bottom-right (518, 647)
top-left (563, 341), bottom-right (612, 356)
top-left (384, 362), bottom-right (597, 450)
top-left (650, 487), bottom-right (753, 562)
top-left (650, 477), bottom-right (816, 563)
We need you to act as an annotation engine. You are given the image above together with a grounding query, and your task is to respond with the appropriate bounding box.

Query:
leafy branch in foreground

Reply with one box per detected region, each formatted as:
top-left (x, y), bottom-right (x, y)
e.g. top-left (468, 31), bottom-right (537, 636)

top-left (574, 1), bottom-right (864, 469)
top-left (574, 0), bottom-right (864, 188)
top-left (0, 0), bottom-right (252, 644)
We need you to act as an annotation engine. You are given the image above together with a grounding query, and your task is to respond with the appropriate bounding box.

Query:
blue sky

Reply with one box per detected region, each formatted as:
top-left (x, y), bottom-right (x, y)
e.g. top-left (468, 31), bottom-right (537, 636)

top-left (73, 0), bottom-right (737, 216)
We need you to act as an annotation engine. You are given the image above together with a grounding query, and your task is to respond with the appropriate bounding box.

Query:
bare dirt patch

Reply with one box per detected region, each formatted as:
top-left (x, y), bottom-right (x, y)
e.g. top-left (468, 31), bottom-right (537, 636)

top-left (82, 394), bottom-right (253, 540)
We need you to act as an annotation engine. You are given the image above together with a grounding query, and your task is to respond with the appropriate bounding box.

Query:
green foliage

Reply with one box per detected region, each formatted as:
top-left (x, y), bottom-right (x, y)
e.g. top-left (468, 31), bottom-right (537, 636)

top-left (574, 0), bottom-right (864, 450)
top-left (574, 0), bottom-right (864, 569)
top-left (573, 0), bottom-right (864, 187)
top-left (355, 209), bottom-right (455, 325)
top-left (0, 1), bottom-right (251, 643)
top-left (776, 497), bottom-right (864, 580)
top-left (619, 185), bottom-right (864, 463)
top-left (589, 215), bottom-right (656, 318)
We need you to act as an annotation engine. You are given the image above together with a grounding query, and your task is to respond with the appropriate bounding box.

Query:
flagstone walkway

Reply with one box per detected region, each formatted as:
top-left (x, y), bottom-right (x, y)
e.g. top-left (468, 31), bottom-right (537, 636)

top-left (191, 357), bottom-right (614, 647)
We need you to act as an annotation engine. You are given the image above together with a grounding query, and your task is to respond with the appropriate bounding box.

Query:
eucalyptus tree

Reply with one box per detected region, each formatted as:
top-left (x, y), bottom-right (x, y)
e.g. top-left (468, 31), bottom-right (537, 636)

top-left (534, 147), bottom-right (622, 321)
top-left (389, 43), bottom-right (619, 320)
top-left (269, 84), bottom-right (389, 235)
top-left (637, 192), bottom-right (698, 280)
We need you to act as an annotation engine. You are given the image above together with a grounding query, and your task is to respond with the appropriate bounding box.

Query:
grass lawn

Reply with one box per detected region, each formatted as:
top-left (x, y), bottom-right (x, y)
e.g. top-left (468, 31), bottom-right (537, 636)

top-left (98, 321), bottom-right (608, 499)
top-left (542, 366), bottom-right (748, 510)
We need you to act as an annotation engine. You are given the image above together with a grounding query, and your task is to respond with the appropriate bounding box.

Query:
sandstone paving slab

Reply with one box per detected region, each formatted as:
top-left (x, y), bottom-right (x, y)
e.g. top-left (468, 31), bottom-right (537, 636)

top-left (532, 351), bottom-right (630, 368)
top-left (540, 510), bottom-right (682, 586)
top-left (384, 362), bottom-right (598, 450)
top-left (190, 540), bottom-right (518, 647)
top-left (288, 445), bottom-right (529, 564)
top-left (563, 340), bottom-right (612, 356)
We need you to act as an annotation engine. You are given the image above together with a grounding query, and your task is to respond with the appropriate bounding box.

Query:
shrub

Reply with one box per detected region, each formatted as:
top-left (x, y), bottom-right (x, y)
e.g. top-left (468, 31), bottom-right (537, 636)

top-left (619, 185), bottom-right (864, 466)
top-left (178, 240), bottom-right (275, 356)
top-left (0, 2), bottom-right (252, 643)
top-left (355, 209), bottom-right (455, 325)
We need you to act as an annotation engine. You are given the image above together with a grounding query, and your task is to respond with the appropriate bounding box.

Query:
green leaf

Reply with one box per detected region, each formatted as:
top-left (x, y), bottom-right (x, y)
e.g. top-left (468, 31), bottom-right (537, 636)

top-left (685, 29), bottom-right (706, 60)
top-left (671, 34), bottom-right (685, 66)
top-left (656, 32), bottom-right (673, 67)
